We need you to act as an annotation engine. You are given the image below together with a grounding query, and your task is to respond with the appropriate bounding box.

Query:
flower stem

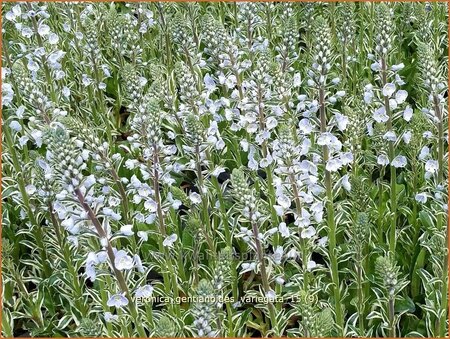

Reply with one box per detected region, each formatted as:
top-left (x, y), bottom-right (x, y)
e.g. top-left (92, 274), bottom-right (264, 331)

top-left (151, 144), bottom-right (181, 317)
top-left (195, 144), bottom-right (215, 255)
top-left (381, 57), bottom-right (397, 254)
top-left (388, 296), bottom-right (395, 337)
top-left (319, 87), bottom-right (343, 334)
top-left (250, 217), bottom-right (279, 335)
top-left (74, 188), bottom-right (147, 337)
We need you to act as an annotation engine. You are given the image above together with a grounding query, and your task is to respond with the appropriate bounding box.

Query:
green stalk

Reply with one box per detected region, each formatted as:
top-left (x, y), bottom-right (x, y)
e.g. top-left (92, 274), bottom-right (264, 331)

top-left (289, 171), bottom-right (309, 291)
top-left (250, 215), bottom-right (279, 335)
top-left (107, 161), bottom-right (130, 226)
top-left (256, 84), bottom-right (279, 245)
top-left (378, 167), bottom-right (386, 244)
top-left (381, 57), bottom-right (397, 254)
top-left (152, 144), bottom-right (181, 317)
top-left (145, 303), bottom-right (154, 328)
top-left (209, 173), bottom-right (238, 302)
top-left (319, 87), bottom-right (343, 333)
top-left (356, 252), bottom-right (365, 335)
top-left (195, 144), bottom-right (215, 256)
top-left (388, 296), bottom-right (395, 337)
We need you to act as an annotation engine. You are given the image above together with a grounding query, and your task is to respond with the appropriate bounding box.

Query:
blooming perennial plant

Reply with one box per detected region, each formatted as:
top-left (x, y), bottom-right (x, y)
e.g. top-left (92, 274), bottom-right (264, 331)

top-left (1, 2), bottom-right (448, 338)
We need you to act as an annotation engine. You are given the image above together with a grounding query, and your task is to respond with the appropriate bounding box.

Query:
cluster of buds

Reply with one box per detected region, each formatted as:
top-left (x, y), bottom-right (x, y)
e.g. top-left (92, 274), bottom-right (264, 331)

top-left (109, 13), bottom-right (142, 59)
top-left (297, 291), bottom-right (334, 337)
top-left (275, 16), bottom-right (298, 70)
top-left (422, 231), bottom-right (447, 277)
top-left (236, 2), bottom-right (261, 49)
top-left (171, 15), bottom-right (198, 63)
top-left (231, 168), bottom-right (263, 222)
top-left (13, 65), bottom-right (54, 119)
top-left (154, 315), bottom-right (178, 337)
top-left (212, 247), bottom-right (232, 291)
top-left (45, 124), bottom-right (87, 191)
top-left (308, 16), bottom-right (332, 88)
top-left (175, 61), bottom-right (200, 106)
top-left (348, 176), bottom-right (370, 213)
top-left (129, 97), bottom-right (164, 157)
top-left (417, 42), bottom-right (444, 94)
top-left (34, 157), bottom-right (57, 203)
top-left (349, 212), bottom-right (370, 254)
top-left (301, 3), bottom-right (317, 32)
top-left (374, 4), bottom-right (393, 57)
top-left (375, 256), bottom-right (400, 297)
top-left (122, 64), bottom-right (147, 110)
top-left (191, 279), bottom-right (217, 337)
top-left (201, 15), bottom-right (228, 61)
top-left (336, 3), bottom-right (356, 45)
top-left (342, 105), bottom-right (368, 158)
top-left (146, 63), bottom-right (174, 110)
top-left (77, 318), bottom-right (102, 337)
top-left (184, 114), bottom-right (205, 147)
top-left (81, 18), bottom-right (102, 66)
top-left (273, 126), bottom-right (299, 168)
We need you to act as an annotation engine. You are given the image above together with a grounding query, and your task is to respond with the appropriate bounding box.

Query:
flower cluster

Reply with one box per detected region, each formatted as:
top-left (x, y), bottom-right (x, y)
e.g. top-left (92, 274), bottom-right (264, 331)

top-left (1, 2), bottom-right (448, 338)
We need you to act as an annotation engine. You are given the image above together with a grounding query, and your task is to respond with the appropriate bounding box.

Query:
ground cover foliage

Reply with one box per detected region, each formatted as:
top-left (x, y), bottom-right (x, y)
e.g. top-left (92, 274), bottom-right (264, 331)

top-left (1, 1), bottom-right (449, 337)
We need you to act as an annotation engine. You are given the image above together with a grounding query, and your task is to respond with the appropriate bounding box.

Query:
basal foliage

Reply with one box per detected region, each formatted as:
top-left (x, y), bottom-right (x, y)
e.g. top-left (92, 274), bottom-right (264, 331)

top-left (1, 2), bottom-right (448, 338)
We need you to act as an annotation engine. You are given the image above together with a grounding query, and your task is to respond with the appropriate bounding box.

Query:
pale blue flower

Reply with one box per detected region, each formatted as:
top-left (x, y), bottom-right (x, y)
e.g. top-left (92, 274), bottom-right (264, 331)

top-left (425, 160), bottom-right (438, 174)
top-left (373, 106), bottom-right (389, 123)
top-left (301, 226), bottom-right (316, 239)
top-left (107, 294), bottom-right (128, 308)
top-left (403, 105), bottom-right (413, 122)
top-left (419, 146), bottom-right (430, 160)
top-left (415, 193), bottom-right (427, 203)
top-left (278, 222), bottom-right (290, 238)
top-left (9, 120), bottom-right (22, 132)
top-left (403, 131), bottom-right (412, 144)
top-left (377, 154), bottom-right (390, 166)
top-left (114, 250), bottom-right (134, 271)
top-left (395, 90), bottom-right (408, 104)
top-left (163, 234), bottom-right (178, 248)
top-left (104, 312), bottom-right (119, 323)
top-left (135, 285), bottom-right (154, 298)
top-left (119, 224), bottom-right (134, 236)
top-left (382, 83), bottom-right (396, 97)
top-left (391, 155), bottom-right (407, 168)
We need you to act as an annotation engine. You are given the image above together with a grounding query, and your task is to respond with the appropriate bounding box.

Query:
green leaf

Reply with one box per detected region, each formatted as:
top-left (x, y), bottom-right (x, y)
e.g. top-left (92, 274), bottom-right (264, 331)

top-left (395, 296), bottom-right (416, 314)
top-left (419, 210), bottom-right (435, 229)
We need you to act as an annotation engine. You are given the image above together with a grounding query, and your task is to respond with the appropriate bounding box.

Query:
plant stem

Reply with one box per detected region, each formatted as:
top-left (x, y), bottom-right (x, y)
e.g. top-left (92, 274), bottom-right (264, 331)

top-left (388, 296), bottom-right (395, 337)
top-left (151, 144), bottom-right (181, 317)
top-left (289, 172), bottom-right (309, 291)
top-left (319, 87), bottom-right (343, 333)
top-left (195, 144), bottom-right (215, 255)
top-left (250, 216), bottom-right (279, 335)
top-left (356, 252), bottom-right (365, 335)
top-left (378, 167), bottom-right (385, 244)
top-left (257, 84), bottom-right (279, 248)
top-left (381, 57), bottom-right (397, 254)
